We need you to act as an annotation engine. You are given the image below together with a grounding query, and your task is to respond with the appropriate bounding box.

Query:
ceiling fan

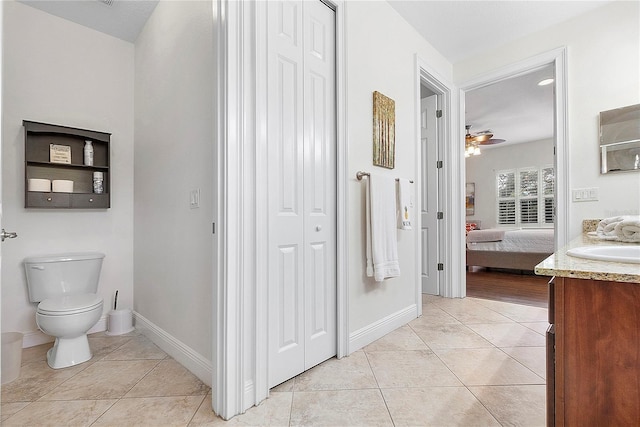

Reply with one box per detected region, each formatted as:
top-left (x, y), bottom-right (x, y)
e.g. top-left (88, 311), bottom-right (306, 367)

top-left (465, 125), bottom-right (505, 157)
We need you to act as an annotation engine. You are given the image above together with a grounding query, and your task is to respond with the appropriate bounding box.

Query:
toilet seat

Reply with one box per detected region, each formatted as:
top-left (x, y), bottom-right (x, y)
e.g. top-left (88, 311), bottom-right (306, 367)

top-left (38, 293), bottom-right (103, 316)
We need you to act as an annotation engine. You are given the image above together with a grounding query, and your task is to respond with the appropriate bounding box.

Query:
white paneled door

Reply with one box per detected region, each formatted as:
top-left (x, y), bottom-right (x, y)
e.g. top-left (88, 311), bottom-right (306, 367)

top-left (421, 95), bottom-right (440, 295)
top-left (267, 0), bottom-right (336, 388)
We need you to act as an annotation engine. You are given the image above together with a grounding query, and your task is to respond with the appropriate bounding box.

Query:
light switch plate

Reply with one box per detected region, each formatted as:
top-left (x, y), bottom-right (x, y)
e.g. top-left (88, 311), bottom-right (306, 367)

top-left (572, 187), bottom-right (598, 202)
top-left (190, 189), bottom-right (200, 209)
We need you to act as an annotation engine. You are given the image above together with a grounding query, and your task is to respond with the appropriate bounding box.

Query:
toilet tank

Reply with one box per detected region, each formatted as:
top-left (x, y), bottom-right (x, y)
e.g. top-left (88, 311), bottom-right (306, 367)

top-left (24, 253), bottom-right (105, 302)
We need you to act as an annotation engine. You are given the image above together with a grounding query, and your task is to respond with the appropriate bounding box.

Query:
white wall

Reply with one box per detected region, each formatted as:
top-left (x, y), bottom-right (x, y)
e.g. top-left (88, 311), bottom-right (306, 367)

top-left (134, 1), bottom-right (213, 360)
top-left (466, 139), bottom-right (554, 229)
top-left (1, 1), bottom-right (134, 341)
top-left (345, 1), bottom-right (452, 341)
top-left (455, 0), bottom-right (640, 239)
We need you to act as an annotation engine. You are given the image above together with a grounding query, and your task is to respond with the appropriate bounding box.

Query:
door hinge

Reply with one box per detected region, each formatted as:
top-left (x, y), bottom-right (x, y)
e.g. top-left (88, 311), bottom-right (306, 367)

top-left (436, 160), bottom-right (443, 169)
top-left (435, 109), bottom-right (443, 118)
top-left (437, 212), bottom-right (444, 220)
top-left (437, 263), bottom-right (444, 271)
top-left (212, 222), bottom-right (216, 234)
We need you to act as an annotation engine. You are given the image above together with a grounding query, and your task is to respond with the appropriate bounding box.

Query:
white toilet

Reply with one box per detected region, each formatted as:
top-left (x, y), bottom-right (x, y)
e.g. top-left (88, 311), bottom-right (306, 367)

top-left (24, 252), bottom-right (105, 369)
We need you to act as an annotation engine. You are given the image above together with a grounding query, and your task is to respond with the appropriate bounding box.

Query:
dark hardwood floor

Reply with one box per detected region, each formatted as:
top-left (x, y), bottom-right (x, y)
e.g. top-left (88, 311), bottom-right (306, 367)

top-left (466, 267), bottom-right (549, 308)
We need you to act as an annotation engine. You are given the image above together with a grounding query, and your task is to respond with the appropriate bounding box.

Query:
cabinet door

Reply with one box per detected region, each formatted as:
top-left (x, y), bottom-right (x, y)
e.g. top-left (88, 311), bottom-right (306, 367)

top-left (546, 324), bottom-right (555, 427)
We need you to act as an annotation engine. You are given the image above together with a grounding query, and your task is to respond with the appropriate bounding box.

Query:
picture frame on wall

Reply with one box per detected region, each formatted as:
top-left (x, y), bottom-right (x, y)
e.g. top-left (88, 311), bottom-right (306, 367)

top-left (466, 182), bottom-right (475, 216)
top-left (372, 91), bottom-right (395, 169)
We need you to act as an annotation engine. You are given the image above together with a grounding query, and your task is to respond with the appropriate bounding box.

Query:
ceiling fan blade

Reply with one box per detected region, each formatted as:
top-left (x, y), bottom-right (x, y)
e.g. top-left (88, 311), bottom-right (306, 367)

top-left (480, 138), bottom-right (506, 145)
top-left (472, 133), bottom-right (493, 143)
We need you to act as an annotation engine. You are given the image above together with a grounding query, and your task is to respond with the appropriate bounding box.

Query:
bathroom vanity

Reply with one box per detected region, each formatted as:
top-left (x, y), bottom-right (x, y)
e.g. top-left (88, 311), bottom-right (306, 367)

top-left (536, 235), bottom-right (640, 426)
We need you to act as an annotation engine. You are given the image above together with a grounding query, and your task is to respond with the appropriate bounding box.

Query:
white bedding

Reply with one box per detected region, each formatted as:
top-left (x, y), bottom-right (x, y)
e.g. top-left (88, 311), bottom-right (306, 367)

top-left (467, 228), bottom-right (554, 253)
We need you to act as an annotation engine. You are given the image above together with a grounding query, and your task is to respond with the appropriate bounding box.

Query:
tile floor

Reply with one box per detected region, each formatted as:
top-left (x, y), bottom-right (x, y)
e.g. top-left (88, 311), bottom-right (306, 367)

top-left (1, 295), bottom-right (548, 426)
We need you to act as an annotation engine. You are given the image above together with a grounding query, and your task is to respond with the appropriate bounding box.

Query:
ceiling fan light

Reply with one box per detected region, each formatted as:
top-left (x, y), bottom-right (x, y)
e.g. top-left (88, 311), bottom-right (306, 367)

top-left (473, 146), bottom-right (481, 155)
top-left (538, 78), bottom-right (554, 86)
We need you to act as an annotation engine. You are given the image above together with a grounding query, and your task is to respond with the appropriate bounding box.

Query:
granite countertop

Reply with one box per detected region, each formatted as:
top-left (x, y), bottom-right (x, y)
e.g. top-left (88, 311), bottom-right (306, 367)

top-left (535, 233), bottom-right (640, 284)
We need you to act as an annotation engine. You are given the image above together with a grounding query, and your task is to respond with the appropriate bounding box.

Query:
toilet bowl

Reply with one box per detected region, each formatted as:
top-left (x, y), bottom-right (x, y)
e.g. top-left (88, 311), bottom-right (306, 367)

top-left (24, 252), bottom-right (105, 369)
top-left (36, 294), bottom-right (103, 369)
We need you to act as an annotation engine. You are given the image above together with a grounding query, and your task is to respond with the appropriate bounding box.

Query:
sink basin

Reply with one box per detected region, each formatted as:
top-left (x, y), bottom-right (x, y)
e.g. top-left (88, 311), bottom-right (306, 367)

top-left (567, 245), bottom-right (640, 264)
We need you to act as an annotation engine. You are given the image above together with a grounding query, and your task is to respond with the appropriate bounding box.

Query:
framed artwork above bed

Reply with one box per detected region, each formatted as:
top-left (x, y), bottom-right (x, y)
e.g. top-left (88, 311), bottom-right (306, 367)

top-left (466, 183), bottom-right (475, 216)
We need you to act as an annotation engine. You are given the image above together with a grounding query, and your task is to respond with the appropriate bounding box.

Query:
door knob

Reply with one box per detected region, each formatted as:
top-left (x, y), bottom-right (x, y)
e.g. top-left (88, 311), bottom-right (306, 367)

top-left (315, 225), bottom-right (322, 232)
top-left (1, 229), bottom-right (18, 242)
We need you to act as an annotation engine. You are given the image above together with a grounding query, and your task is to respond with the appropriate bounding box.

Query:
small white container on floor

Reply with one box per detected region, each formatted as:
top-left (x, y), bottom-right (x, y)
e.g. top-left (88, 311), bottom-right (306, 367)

top-left (105, 308), bottom-right (134, 336)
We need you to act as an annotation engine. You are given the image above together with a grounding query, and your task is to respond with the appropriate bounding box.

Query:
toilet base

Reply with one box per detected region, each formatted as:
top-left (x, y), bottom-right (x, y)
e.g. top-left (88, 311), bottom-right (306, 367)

top-left (47, 335), bottom-right (92, 369)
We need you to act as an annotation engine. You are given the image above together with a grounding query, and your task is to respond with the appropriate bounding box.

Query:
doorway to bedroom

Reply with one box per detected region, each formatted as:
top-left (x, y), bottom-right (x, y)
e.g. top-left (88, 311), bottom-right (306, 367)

top-left (463, 64), bottom-right (556, 307)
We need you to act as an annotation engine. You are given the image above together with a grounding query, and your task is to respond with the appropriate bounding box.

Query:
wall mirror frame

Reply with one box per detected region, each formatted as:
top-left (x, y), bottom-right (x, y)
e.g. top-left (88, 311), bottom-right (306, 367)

top-left (599, 103), bottom-right (640, 174)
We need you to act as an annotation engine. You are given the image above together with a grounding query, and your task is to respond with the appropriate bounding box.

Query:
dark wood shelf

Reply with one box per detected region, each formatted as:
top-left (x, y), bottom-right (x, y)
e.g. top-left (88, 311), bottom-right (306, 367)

top-left (24, 120), bottom-right (111, 209)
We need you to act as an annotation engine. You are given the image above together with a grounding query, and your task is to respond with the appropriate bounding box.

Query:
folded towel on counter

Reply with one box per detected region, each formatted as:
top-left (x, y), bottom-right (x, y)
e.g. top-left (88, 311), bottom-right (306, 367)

top-left (589, 215), bottom-right (640, 242)
top-left (365, 174), bottom-right (401, 282)
top-left (397, 178), bottom-right (413, 230)
top-left (614, 216), bottom-right (640, 242)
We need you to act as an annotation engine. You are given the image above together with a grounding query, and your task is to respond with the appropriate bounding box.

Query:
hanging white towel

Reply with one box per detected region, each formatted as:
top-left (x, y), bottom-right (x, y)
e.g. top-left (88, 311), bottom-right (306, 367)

top-left (365, 174), bottom-right (401, 282)
top-left (397, 178), bottom-right (413, 230)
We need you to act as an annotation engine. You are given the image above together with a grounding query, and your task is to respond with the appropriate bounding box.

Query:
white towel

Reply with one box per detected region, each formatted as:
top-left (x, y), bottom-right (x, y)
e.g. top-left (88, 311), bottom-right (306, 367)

top-left (365, 174), bottom-right (401, 282)
top-left (397, 179), bottom-right (413, 230)
top-left (614, 216), bottom-right (640, 242)
top-left (590, 215), bottom-right (640, 242)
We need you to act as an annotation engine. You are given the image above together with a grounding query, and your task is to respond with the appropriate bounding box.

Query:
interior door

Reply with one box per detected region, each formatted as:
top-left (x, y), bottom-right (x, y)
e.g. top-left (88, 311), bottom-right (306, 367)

top-left (267, 0), bottom-right (336, 388)
top-left (421, 94), bottom-right (439, 295)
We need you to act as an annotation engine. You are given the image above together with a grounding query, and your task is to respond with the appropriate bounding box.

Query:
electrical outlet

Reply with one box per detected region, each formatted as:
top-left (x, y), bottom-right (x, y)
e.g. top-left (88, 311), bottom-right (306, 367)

top-left (190, 189), bottom-right (200, 209)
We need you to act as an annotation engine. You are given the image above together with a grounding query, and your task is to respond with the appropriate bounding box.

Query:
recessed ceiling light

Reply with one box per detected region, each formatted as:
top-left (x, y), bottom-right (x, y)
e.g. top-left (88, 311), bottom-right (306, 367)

top-left (538, 78), bottom-right (554, 86)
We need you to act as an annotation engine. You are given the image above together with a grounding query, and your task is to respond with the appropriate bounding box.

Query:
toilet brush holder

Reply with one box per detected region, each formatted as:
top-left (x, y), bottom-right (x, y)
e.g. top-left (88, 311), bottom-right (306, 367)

top-left (105, 308), bottom-right (134, 336)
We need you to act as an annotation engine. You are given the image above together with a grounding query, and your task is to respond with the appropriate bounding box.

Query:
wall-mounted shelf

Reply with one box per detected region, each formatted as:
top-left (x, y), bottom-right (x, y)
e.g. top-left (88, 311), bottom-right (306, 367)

top-left (23, 120), bottom-right (111, 209)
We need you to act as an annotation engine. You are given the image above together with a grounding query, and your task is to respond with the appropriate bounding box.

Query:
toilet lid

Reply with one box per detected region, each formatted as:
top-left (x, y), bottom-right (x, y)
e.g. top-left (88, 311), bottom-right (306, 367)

top-left (38, 293), bottom-right (103, 316)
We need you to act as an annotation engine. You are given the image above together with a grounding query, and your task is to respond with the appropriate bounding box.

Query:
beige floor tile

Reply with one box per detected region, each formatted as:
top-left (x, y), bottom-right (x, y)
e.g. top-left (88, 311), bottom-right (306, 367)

top-left (412, 305), bottom-right (462, 327)
top-left (521, 321), bottom-right (550, 335)
top-left (501, 346), bottom-right (546, 379)
top-left (471, 298), bottom-right (549, 322)
top-left (435, 299), bottom-right (515, 324)
top-left (190, 391), bottom-right (292, 426)
top-left (88, 335), bottom-right (133, 360)
top-left (434, 348), bottom-right (544, 386)
top-left (1, 399), bottom-right (116, 427)
top-left (411, 323), bottom-right (493, 349)
top-left (294, 351), bottom-right (377, 391)
top-left (40, 359), bottom-right (160, 400)
top-left (421, 294), bottom-right (443, 304)
top-left (367, 350), bottom-right (462, 388)
top-left (0, 402), bottom-right (30, 422)
top-left (364, 325), bottom-right (428, 352)
top-left (101, 336), bottom-right (167, 360)
top-left (92, 395), bottom-right (205, 427)
top-left (126, 358), bottom-right (210, 397)
top-left (270, 377), bottom-right (294, 392)
top-left (469, 385), bottom-right (546, 427)
top-left (0, 359), bottom-right (89, 402)
top-left (290, 389), bottom-right (393, 426)
top-left (382, 386), bottom-right (500, 426)
top-left (20, 342), bottom-right (51, 365)
top-left (467, 322), bottom-right (546, 347)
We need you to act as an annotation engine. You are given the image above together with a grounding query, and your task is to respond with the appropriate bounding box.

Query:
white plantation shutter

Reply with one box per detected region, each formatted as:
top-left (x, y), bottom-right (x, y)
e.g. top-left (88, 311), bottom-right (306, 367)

top-left (496, 166), bottom-right (555, 227)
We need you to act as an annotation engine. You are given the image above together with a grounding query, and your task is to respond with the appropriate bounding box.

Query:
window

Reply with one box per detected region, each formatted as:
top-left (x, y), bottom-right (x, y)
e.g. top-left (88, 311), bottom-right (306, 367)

top-left (496, 166), bottom-right (554, 227)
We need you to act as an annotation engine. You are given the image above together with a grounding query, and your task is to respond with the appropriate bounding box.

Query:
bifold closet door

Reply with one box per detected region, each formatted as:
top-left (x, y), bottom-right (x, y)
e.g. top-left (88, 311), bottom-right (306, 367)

top-left (267, 0), bottom-right (336, 388)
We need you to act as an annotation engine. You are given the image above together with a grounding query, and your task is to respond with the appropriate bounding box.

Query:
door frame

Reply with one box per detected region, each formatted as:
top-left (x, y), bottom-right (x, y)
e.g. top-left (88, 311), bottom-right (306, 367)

top-left (213, 0), bottom-right (347, 420)
top-left (415, 55), bottom-right (464, 301)
top-left (458, 47), bottom-right (569, 283)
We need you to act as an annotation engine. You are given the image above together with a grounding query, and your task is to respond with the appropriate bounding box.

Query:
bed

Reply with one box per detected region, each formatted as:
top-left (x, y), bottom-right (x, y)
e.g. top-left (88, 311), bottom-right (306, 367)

top-left (466, 228), bottom-right (555, 271)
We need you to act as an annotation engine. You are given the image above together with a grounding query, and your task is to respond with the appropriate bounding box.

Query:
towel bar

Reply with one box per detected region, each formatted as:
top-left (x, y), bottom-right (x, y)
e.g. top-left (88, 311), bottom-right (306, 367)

top-left (356, 171), bottom-right (413, 183)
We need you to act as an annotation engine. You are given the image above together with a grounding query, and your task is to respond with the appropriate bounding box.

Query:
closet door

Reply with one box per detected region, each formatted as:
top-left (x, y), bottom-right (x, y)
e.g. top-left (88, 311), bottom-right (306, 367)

top-left (267, 0), bottom-right (336, 388)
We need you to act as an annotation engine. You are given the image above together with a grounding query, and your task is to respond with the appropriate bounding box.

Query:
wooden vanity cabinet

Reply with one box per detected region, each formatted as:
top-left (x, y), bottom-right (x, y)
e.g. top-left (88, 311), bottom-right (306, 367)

top-left (547, 276), bottom-right (640, 426)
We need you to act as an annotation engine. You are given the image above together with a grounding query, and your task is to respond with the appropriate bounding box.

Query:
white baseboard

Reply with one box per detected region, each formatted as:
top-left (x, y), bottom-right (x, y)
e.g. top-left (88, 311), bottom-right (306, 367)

top-left (22, 315), bottom-right (108, 348)
top-left (349, 304), bottom-right (418, 352)
top-left (133, 311), bottom-right (212, 387)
